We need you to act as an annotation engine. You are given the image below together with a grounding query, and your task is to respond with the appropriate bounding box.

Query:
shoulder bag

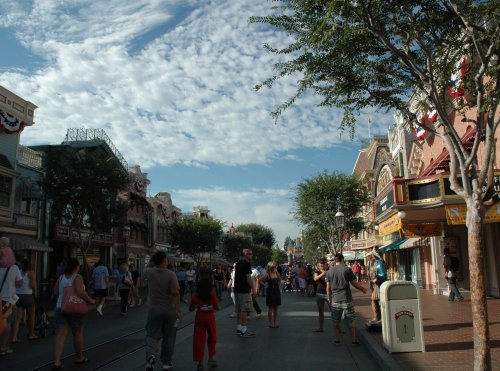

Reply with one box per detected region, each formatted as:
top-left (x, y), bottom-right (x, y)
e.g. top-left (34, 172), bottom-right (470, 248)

top-left (61, 275), bottom-right (88, 317)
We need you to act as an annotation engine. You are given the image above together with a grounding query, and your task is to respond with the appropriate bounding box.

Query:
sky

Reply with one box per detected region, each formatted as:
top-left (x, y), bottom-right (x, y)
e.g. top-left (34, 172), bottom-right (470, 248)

top-left (0, 0), bottom-right (392, 247)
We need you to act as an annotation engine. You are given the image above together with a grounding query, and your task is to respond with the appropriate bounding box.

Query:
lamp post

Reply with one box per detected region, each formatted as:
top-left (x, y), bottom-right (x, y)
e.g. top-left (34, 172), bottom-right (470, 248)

top-left (122, 225), bottom-right (131, 264)
top-left (334, 210), bottom-right (345, 253)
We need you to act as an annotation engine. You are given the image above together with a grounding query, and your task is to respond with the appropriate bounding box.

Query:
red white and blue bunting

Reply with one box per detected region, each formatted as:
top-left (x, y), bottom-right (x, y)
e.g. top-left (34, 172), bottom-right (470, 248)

top-left (413, 122), bottom-right (426, 141)
top-left (449, 56), bottom-right (468, 98)
top-left (0, 109), bottom-right (25, 134)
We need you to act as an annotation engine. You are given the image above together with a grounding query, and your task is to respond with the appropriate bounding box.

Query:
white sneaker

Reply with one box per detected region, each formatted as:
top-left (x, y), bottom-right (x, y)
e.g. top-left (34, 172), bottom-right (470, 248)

top-left (255, 313), bottom-right (262, 319)
top-left (239, 331), bottom-right (255, 338)
top-left (96, 308), bottom-right (103, 317)
top-left (162, 363), bottom-right (174, 370)
top-left (145, 355), bottom-right (156, 371)
top-left (229, 312), bottom-right (236, 318)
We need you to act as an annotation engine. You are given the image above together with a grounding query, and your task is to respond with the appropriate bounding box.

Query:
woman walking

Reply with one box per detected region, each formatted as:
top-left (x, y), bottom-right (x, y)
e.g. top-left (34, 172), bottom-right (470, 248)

top-left (259, 261), bottom-right (282, 328)
top-left (117, 263), bottom-right (133, 316)
top-left (189, 278), bottom-right (219, 371)
top-left (312, 258), bottom-right (328, 333)
top-left (12, 259), bottom-right (38, 342)
top-left (53, 258), bottom-right (94, 369)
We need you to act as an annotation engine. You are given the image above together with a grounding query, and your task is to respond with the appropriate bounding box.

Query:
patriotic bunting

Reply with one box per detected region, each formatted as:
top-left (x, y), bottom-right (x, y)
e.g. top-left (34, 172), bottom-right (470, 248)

top-left (449, 56), bottom-right (468, 98)
top-left (0, 109), bottom-right (25, 134)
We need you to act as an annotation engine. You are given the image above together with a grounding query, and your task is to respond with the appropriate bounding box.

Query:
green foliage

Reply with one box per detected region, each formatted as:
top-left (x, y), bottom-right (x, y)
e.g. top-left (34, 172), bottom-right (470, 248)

top-left (222, 233), bottom-right (253, 263)
top-left (271, 247), bottom-right (288, 265)
top-left (250, 1), bottom-right (499, 140)
top-left (42, 145), bottom-right (130, 242)
top-left (168, 217), bottom-right (224, 263)
top-left (292, 171), bottom-right (369, 254)
top-left (235, 223), bottom-right (276, 248)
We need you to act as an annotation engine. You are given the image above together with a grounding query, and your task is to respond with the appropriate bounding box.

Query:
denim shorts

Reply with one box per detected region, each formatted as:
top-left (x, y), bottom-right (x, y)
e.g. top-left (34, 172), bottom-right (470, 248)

top-left (54, 308), bottom-right (84, 328)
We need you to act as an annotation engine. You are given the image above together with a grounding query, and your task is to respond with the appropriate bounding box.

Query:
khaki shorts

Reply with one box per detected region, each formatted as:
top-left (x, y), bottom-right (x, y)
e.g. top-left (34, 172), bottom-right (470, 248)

top-left (234, 292), bottom-right (253, 313)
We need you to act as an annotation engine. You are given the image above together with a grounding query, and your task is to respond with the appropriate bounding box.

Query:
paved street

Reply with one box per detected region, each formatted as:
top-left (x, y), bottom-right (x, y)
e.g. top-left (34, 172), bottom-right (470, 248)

top-left (1, 291), bottom-right (381, 371)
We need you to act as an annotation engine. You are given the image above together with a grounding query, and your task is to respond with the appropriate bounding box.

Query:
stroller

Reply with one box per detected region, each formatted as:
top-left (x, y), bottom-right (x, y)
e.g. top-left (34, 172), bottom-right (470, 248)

top-left (35, 305), bottom-right (56, 338)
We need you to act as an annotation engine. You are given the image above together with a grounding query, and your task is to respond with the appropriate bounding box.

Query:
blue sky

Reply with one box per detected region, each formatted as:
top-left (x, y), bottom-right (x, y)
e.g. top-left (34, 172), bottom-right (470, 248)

top-left (0, 0), bottom-right (391, 246)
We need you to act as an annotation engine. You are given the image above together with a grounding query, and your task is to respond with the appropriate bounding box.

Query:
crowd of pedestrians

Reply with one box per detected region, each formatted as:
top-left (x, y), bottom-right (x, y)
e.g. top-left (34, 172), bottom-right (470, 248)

top-left (0, 234), bottom-right (467, 371)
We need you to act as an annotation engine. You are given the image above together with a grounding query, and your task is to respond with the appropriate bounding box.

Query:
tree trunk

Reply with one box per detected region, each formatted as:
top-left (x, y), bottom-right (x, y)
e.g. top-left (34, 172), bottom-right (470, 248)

top-left (467, 202), bottom-right (491, 370)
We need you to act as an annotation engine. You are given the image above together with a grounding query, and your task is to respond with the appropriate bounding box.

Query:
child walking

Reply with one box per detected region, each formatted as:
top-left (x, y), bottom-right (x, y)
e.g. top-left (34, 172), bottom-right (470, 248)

top-left (189, 278), bottom-right (219, 371)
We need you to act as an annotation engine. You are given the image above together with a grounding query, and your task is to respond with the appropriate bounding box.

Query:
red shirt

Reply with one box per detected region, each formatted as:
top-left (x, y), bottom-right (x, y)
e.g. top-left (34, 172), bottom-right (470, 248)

top-left (189, 291), bottom-right (219, 313)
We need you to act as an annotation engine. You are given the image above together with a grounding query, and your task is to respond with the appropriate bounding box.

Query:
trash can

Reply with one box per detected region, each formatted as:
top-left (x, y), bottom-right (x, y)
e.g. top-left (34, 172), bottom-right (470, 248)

top-left (380, 280), bottom-right (425, 353)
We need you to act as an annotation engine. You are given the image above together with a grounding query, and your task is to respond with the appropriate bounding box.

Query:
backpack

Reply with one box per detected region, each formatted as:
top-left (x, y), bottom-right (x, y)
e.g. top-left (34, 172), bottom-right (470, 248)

top-left (450, 256), bottom-right (460, 272)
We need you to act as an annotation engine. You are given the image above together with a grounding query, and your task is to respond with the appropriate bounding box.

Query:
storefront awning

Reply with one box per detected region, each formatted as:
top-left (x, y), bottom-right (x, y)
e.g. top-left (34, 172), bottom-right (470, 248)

top-left (379, 238), bottom-right (408, 254)
top-left (399, 238), bottom-right (422, 249)
top-left (8, 236), bottom-right (53, 252)
top-left (343, 251), bottom-right (366, 261)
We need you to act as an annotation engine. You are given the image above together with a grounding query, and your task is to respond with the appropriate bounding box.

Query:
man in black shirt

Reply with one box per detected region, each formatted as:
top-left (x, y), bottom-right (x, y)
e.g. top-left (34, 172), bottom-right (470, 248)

top-left (233, 248), bottom-right (256, 337)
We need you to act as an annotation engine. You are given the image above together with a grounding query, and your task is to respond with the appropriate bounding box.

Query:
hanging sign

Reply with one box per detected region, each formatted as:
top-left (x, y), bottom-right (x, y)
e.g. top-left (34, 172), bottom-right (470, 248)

top-left (0, 109), bottom-right (25, 134)
top-left (378, 213), bottom-right (401, 237)
top-left (401, 223), bottom-right (442, 237)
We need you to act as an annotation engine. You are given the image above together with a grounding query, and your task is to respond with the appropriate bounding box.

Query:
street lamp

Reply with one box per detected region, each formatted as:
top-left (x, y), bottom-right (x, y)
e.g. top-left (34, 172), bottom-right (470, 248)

top-left (122, 225), bottom-right (131, 264)
top-left (334, 210), bottom-right (345, 253)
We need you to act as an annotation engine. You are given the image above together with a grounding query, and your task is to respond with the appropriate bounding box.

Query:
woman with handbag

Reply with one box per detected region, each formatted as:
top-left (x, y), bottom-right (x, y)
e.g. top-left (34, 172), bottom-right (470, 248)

top-left (53, 258), bottom-right (94, 370)
top-left (117, 263), bottom-right (133, 316)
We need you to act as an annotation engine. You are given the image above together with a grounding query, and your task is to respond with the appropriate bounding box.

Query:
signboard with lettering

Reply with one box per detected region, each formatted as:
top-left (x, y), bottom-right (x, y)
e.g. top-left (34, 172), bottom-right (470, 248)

top-left (376, 188), bottom-right (395, 217)
top-left (445, 204), bottom-right (500, 225)
top-left (378, 214), bottom-right (401, 237)
top-left (401, 223), bottom-right (442, 237)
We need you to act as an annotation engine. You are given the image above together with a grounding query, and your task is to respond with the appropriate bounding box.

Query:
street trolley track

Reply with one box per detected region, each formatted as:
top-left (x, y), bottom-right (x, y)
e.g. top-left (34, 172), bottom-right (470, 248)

top-left (29, 320), bottom-right (196, 371)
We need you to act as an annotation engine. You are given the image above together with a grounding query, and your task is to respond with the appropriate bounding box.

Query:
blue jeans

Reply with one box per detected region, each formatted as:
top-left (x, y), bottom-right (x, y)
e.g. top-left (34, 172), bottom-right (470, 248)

top-left (447, 277), bottom-right (463, 301)
top-left (145, 306), bottom-right (177, 367)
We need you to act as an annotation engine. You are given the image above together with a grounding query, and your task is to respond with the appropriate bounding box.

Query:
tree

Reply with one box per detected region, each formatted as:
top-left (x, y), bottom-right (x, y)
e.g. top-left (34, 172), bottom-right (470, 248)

top-left (222, 233), bottom-right (253, 263)
top-left (234, 223), bottom-right (276, 266)
top-left (302, 225), bottom-right (326, 263)
top-left (292, 171), bottom-right (370, 256)
top-left (42, 145), bottom-right (130, 280)
top-left (251, 2), bottom-right (499, 368)
top-left (271, 247), bottom-right (288, 265)
top-left (236, 223), bottom-right (276, 248)
top-left (168, 217), bottom-right (224, 266)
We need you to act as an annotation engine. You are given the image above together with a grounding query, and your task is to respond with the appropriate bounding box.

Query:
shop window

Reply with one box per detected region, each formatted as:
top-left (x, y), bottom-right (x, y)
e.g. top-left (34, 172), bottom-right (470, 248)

top-left (21, 198), bottom-right (34, 215)
top-left (0, 174), bottom-right (13, 207)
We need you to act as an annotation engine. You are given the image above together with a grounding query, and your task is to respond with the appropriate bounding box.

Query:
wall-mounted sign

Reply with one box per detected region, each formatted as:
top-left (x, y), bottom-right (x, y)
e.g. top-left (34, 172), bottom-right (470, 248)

top-left (376, 188), bottom-right (395, 217)
top-left (378, 214), bottom-right (401, 237)
top-left (401, 223), bottom-right (442, 237)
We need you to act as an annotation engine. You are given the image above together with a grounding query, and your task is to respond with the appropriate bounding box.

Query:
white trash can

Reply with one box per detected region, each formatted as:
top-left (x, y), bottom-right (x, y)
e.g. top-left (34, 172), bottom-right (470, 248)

top-left (380, 280), bottom-right (425, 353)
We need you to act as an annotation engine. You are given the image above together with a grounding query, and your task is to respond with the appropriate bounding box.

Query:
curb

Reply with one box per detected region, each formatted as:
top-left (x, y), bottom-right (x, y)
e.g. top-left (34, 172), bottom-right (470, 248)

top-left (355, 319), bottom-right (406, 371)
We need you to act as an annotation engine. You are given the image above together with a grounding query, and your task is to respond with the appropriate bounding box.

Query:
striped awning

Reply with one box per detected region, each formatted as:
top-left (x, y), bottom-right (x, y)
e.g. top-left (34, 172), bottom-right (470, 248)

top-left (8, 236), bottom-right (53, 252)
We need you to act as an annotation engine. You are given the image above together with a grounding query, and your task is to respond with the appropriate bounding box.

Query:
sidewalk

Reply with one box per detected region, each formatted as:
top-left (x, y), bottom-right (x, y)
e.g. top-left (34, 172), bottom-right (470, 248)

top-left (352, 287), bottom-right (500, 371)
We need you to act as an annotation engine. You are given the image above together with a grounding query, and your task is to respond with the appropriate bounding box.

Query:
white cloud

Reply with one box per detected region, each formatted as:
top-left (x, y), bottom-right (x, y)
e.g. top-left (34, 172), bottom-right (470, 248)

top-left (0, 0), bottom-right (363, 169)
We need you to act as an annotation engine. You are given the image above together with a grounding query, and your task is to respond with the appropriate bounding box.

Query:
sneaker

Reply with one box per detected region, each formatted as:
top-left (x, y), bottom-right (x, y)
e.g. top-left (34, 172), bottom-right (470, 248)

top-left (255, 313), bottom-right (262, 319)
top-left (229, 312), bottom-right (236, 318)
top-left (239, 331), bottom-right (255, 338)
top-left (120, 312), bottom-right (127, 316)
top-left (129, 303), bottom-right (135, 308)
top-left (145, 355), bottom-right (156, 371)
top-left (457, 297), bottom-right (465, 302)
top-left (0, 348), bottom-right (14, 356)
top-left (162, 363), bottom-right (174, 370)
top-left (96, 308), bottom-right (103, 317)
top-left (236, 329), bottom-right (242, 335)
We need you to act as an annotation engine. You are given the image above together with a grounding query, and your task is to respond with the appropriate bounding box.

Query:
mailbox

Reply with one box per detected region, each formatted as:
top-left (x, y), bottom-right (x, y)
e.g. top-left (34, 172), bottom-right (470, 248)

top-left (380, 280), bottom-right (425, 353)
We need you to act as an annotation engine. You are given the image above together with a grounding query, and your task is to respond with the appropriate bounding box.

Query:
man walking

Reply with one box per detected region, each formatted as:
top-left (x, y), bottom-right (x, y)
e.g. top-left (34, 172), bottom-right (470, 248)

top-left (234, 249), bottom-right (257, 338)
top-left (92, 259), bottom-right (109, 316)
top-left (443, 247), bottom-right (464, 302)
top-left (326, 253), bottom-right (366, 344)
top-left (143, 252), bottom-right (182, 371)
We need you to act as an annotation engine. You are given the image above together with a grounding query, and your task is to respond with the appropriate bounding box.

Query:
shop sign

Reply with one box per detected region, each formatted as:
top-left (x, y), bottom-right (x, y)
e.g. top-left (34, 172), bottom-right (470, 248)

top-left (375, 189), bottom-right (395, 217)
top-left (443, 172), bottom-right (500, 196)
top-left (401, 223), bottom-right (442, 237)
top-left (378, 214), bottom-right (401, 237)
top-left (445, 204), bottom-right (500, 225)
